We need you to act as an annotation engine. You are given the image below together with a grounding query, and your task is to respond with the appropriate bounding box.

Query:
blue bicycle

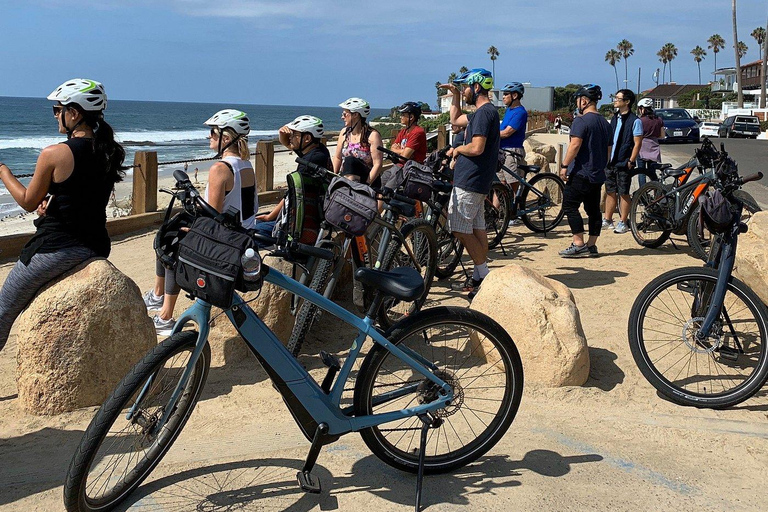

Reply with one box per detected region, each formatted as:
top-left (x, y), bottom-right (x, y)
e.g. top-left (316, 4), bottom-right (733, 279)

top-left (63, 171), bottom-right (524, 512)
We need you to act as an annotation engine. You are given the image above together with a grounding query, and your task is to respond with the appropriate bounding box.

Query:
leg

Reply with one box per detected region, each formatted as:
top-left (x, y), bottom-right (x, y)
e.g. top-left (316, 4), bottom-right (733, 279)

top-left (583, 182), bottom-right (603, 244)
top-left (0, 247), bottom-right (95, 350)
top-left (603, 167), bottom-right (619, 223)
top-left (562, 176), bottom-right (587, 238)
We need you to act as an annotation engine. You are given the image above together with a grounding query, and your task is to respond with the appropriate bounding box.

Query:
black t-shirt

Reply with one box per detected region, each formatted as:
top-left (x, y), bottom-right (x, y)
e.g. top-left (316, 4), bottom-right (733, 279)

top-left (568, 112), bottom-right (612, 184)
top-left (297, 144), bottom-right (332, 174)
top-left (453, 103), bottom-right (500, 194)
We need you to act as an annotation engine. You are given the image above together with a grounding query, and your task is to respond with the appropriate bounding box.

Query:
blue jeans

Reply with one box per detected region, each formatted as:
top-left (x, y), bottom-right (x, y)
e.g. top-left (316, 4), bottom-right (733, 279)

top-left (253, 220), bottom-right (276, 248)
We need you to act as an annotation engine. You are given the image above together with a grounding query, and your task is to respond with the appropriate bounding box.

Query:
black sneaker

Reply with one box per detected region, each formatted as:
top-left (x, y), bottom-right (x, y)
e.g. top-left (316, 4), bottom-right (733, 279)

top-left (587, 245), bottom-right (599, 257)
top-left (462, 276), bottom-right (483, 292)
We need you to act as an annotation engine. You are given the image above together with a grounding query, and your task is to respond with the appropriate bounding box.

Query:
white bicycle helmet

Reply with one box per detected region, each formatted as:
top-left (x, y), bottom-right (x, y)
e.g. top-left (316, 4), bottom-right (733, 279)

top-left (287, 115), bottom-right (324, 138)
top-left (204, 109), bottom-right (251, 135)
top-left (637, 98), bottom-right (653, 108)
top-left (47, 78), bottom-right (107, 111)
top-left (339, 98), bottom-right (370, 118)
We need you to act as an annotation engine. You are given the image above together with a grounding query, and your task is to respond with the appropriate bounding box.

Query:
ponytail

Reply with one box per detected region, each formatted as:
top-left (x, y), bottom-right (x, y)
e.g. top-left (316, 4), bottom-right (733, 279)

top-left (82, 110), bottom-right (126, 185)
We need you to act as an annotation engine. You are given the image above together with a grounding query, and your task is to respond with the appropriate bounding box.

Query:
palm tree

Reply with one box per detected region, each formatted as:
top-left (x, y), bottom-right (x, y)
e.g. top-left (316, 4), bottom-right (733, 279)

top-left (707, 33), bottom-right (726, 72)
top-left (691, 46), bottom-right (707, 84)
top-left (435, 81), bottom-right (445, 106)
top-left (657, 47), bottom-right (668, 83)
top-left (459, 66), bottom-right (469, 74)
top-left (664, 43), bottom-right (678, 82)
top-left (447, 72), bottom-right (458, 83)
top-left (751, 27), bottom-right (766, 59)
top-left (733, 0), bottom-right (743, 107)
top-left (605, 50), bottom-right (621, 90)
top-left (487, 46), bottom-right (499, 80)
top-left (737, 41), bottom-right (748, 59)
top-left (617, 39), bottom-right (634, 85)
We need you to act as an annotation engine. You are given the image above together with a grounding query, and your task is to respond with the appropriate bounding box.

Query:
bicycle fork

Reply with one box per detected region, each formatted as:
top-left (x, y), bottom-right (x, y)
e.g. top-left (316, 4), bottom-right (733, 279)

top-left (694, 227), bottom-right (738, 346)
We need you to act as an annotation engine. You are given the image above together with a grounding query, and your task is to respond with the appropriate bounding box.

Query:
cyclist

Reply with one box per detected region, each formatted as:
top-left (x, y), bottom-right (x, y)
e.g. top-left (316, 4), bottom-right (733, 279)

top-left (382, 102), bottom-right (427, 189)
top-left (604, 89), bottom-right (643, 234)
top-left (439, 68), bottom-right (500, 298)
top-left (333, 98), bottom-right (384, 188)
top-left (0, 79), bottom-right (126, 351)
top-left (498, 82), bottom-right (528, 191)
top-left (558, 84), bottom-right (612, 258)
top-left (636, 97), bottom-right (664, 187)
top-left (147, 109), bottom-right (256, 335)
top-left (257, 115), bottom-right (333, 234)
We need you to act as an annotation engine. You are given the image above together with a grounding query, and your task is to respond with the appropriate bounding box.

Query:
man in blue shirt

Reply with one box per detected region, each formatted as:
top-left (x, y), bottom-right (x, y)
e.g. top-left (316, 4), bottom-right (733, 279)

top-left (604, 89), bottom-right (643, 234)
top-left (498, 82), bottom-right (528, 189)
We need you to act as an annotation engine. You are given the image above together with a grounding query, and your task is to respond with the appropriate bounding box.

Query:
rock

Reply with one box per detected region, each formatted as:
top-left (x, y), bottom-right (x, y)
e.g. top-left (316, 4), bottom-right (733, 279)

top-left (524, 152), bottom-right (550, 171)
top-left (734, 211), bottom-right (768, 305)
top-left (523, 139), bottom-right (538, 155)
top-left (532, 144), bottom-right (557, 163)
top-left (208, 258), bottom-right (295, 366)
top-left (16, 259), bottom-right (156, 415)
top-left (470, 264), bottom-right (590, 387)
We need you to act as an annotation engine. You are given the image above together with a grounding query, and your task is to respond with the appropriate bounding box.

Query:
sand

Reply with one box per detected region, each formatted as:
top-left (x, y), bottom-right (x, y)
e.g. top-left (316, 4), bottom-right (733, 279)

top-left (0, 136), bottom-right (766, 511)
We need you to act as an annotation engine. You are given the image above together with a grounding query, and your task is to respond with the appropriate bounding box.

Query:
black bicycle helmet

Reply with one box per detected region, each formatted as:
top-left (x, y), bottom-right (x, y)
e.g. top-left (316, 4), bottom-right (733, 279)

top-left (398, 101), bottom-right (422, 118)
top-left (573, 84), bottom-right (603, 102)
top-left (699, 188), bottom-right (735, 234)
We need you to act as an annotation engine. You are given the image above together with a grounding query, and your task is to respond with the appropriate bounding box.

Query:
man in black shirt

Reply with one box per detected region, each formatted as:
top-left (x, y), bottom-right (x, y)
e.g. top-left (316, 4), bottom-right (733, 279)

top-left (440, 68), bottom-right (500, 298)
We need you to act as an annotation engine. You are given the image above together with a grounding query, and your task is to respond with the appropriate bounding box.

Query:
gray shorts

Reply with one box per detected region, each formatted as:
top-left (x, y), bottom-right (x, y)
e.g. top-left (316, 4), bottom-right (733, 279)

top-left (448, 186), bottom-right (486, 234)
top-left (497, 147), bottom-right (525, 183)
top-left (380, 166), bottom-right (403, 190)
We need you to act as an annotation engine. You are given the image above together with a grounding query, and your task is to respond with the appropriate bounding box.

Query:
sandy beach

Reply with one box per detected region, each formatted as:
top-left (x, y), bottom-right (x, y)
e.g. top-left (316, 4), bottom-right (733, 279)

top-left (1, 135), bottom-right (766, 511)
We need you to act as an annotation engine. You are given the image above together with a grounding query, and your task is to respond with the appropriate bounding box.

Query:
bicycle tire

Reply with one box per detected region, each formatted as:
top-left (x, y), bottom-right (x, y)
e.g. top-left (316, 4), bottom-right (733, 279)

top-left (629, 181), bottom-right (672, 248)
top-left (64, 331), bottom-right (210, 512)
top-left (520, 172), bottom-right (565, 233)
top-left (686, 191), bottom-right (761, 261)
top-left (628, 266), bottom-right (768, 408)
top-left (354, 307), bottom-right (523, 474)
top-left (377, 218), bottom-right (438, 329)
top-left (434, 211), bottom-right (463, 279)
top-left (486, 182), bottom-right (511, 249)
top-left (286, 256), bottom-right (334, 357)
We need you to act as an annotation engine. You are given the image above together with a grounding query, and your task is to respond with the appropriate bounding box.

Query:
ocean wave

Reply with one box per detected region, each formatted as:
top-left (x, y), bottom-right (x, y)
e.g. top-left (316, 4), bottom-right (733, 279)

top-left (0, 129), bottom-right (279, 151)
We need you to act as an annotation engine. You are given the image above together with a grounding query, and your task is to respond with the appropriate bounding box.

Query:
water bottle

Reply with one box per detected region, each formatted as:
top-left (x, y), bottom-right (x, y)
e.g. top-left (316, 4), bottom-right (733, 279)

top-left (241, 248), bottom-right (261, 282)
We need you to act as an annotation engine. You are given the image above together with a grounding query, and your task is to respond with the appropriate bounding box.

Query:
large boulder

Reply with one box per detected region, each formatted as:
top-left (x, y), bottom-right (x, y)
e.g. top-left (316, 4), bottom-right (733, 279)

top-left (16, 259), bottom-right (156, 415)
top-left (532, 144), bottom-right (557, 164)
top-left (470, 264), bottom-right (590, 387)
top-left (525, 151), bottom-right (550, 171)
top-left (734, 211), bottom-right (768, 305)
top-left (208, 258), bottom-right (295, 365)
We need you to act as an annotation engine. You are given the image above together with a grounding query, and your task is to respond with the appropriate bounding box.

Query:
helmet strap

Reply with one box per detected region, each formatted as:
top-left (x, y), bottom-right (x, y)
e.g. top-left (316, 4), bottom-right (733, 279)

top-left (61, 105), bottom-right (86, 140)
top-left (215, 130), bottom-right (242, 158)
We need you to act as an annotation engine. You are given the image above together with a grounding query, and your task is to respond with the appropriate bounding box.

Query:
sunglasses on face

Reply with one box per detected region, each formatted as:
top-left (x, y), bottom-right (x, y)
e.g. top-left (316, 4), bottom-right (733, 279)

top-left (209, 128), bottom-right (220, 138)
top-left (52, 105), bottom-right (64, 116)
top-left (341, 111), bottom-right (351, 118)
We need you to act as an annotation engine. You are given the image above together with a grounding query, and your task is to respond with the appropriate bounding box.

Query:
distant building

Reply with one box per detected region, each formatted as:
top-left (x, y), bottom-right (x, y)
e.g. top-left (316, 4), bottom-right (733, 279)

top-left (439, 83), bottom-right (554, 113)
top-left (712, 60), bottom-right (766, 93)
top-left (643, 84), bottom-right (703, 109)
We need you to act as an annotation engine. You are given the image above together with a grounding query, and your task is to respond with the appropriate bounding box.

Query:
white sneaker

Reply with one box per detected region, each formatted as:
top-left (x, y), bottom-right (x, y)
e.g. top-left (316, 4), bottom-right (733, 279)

top-left (508, 219), bottom-right (520, 227)
top-left (614, 221), bottom-right (629, 234)
top-left (143, 290), bottom-right (164, 311)
top-left (601, 218), bottom-right (614, 229)
top-left (153, 315), bottom-right (175, 337)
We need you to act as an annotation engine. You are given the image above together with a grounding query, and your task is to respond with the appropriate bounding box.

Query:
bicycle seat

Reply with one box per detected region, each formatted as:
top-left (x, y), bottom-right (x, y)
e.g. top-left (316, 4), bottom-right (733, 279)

top-left (664, 168), bottom-right (687, 178)
top-left (659, 163), bottom-right (673, 170)
top-left (518, 164), bottom-right (540, 174)
top-left (354, 267), bottom-right (425, 302)
top-left (387, 199), bottom-right (416, 217)
top-left (432, 180), bottom-right (452, 194)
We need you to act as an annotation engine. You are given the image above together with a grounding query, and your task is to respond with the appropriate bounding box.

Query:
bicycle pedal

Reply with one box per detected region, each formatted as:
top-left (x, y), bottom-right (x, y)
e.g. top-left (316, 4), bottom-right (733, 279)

top-left (718, 346), bottom-right (739, 362)
top-left (297, 470), bottom-right (322, 494)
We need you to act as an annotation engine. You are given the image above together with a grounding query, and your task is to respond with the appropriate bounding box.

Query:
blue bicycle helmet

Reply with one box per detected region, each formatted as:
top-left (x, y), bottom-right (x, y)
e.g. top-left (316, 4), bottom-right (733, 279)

top-left (463, 68), bottom-right (494, 90)
top-left (501, 82), bottom-right (525, 97)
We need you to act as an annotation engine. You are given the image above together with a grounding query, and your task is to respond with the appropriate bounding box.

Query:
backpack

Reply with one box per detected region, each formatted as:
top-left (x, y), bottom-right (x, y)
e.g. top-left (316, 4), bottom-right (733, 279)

top-left (274, 170), bottom-right (326, 245)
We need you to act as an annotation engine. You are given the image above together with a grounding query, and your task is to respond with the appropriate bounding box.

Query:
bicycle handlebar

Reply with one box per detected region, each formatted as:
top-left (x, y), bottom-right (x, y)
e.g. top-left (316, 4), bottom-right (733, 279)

top-left (377, 146), bottom-right (408, 163)
top-left (741, 172), bottom-right (763, 185)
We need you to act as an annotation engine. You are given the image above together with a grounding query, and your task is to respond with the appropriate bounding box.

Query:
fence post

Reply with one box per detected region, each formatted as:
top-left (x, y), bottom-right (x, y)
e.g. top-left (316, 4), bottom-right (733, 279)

top-left (255, 140), bottom-right (275, 192)
top-left (438, 124), bottom-right (447, 148)
top-left (132, 151), bottom-right (158, 214)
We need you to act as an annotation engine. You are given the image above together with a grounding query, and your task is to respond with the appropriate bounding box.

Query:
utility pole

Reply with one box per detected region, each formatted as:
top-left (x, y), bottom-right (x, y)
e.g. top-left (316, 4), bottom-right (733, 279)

top-left (637, 67), bottom-right (641, 95)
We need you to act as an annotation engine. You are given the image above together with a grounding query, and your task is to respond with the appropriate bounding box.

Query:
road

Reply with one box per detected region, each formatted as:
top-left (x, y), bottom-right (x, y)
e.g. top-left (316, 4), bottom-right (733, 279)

top-left (660, 137), bottom-right (768, 208)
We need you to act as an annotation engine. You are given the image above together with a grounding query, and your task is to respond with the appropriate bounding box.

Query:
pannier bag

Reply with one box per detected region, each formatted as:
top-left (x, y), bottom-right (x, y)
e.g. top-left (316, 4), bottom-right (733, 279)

top-left (401, 161), bottom-right (434, 202)
top-left (323, 176), bottom-right (378, 236)
top-left (699, 188), bottom-right (736, 234)
top-left (274, 170), bottom-right (326, 245)
top-left (175, 216), bottom-right (256, 309)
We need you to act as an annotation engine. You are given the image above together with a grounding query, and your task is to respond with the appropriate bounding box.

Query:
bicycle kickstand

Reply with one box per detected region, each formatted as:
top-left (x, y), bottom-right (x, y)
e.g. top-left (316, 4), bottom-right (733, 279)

top-left (297, 422), bottom-right (328, 494)
top-left (415, 413), bottom-right (443, 512)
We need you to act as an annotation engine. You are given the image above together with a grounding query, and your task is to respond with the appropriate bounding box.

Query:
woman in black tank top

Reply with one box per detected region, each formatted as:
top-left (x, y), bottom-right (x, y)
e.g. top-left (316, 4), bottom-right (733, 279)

top-left (0, 79), bottom-right (125, 351)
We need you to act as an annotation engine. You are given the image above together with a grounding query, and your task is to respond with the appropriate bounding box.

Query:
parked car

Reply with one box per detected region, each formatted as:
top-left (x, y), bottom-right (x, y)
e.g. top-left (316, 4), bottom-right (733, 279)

top-left (718, 115), bottom-right (760, 139)
top-left (698, 122), bottom-right (721, 139)
top-left (656, 109), bottom-right (700, 143)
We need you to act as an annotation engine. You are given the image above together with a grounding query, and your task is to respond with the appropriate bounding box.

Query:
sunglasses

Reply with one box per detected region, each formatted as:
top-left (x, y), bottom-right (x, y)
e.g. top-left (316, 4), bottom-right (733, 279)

top-left (341, 111), bottom-right (352, 118)
top-left (52, 105), bottom-right (64, 116)
top-left (209, 128), bottom-right (219, 138)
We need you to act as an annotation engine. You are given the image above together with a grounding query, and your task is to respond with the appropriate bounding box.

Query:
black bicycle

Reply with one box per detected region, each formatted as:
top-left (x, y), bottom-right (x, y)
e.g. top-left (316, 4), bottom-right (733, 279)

top-left (628, 152), bottom-right (767, 408)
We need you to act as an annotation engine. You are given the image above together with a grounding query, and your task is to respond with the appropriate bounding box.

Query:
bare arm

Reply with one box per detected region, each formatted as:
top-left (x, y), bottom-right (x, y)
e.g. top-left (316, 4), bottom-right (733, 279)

top-left (559, 136), bottom-right (584, 179)
top-left (368, 130), bottom-right (383, 183)
top-left (500, 126), bottom-right (517, 139)
top-left (206, 162), bottom-right (234, 213)
top-left (439, 83), bottom-right (468, 127)
top-left (332, 133), bottom-right (344, 173)
top-left (277, 125), bottom-right (293, 150)
top-left (0, 145), bottom-right (72, 212)
top-left (454, 135), bottom-right (487, 158)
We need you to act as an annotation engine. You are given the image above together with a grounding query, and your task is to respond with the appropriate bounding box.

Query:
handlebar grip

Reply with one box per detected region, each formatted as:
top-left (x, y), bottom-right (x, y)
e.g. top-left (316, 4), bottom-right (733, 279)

top-left (251, 232), bottom-right (278, 247)
top-left (293, 243), bottom-right (334, 261)
top-left (377, 146), bottom-right (408, 162)
top-left (742, 172), bottom-right (763, 184)
top-left (295, 157), bottom-right (332, 176)
top-left (394, 193), bottom-right (416, 205)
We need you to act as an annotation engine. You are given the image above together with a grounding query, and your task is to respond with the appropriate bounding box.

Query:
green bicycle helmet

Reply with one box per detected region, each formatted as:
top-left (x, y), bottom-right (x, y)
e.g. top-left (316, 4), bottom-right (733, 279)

top-left (463, 68), bottom-right (494, 90)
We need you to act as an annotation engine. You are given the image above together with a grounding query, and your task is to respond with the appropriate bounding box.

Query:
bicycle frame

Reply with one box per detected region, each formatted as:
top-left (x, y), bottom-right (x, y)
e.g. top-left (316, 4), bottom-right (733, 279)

top-left (646, 168), bottom-right (716, 231)
top-left (497, 163), bottom-right (555, 217)
top-left (154, 264), bottom-right (454, 441)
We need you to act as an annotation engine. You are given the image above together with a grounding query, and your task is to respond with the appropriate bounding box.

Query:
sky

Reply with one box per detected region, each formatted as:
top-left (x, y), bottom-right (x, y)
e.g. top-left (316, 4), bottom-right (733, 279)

top-left (0, 0), bottom-right (766, 109)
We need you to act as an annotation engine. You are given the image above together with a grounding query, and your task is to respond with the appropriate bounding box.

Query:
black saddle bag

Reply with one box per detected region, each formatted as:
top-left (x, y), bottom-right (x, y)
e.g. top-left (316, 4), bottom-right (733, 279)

top-left (401, 161), bottom-right (434, 202)
top-left (323, 176), bottom-right (378, 236)
top-left (175, 216), bottom-right (255, 309)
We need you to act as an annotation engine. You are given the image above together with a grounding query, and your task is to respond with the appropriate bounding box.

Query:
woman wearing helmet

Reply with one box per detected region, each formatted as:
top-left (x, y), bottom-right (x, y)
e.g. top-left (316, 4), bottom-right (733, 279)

top-left (636, 97), bottom-right (664, 187)
top-left (332, 98), bottom-right (383, 187)
top-left (0, 78), bottom-right (126, 351)
top-left (147, 109), bottom-right (257, 335)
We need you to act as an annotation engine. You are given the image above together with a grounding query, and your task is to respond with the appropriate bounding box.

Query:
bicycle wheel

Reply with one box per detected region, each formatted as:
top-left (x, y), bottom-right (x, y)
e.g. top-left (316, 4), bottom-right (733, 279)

top-left (64, 331), bottom-right (210, 512)
top-left (434, 211), bottom-right (464, 279)
top-left (628, 266), bottom-right (768, 408)
top-left (485, 183), bottom-right (511, 249)
top-left (687, 191), bottom-right (761, 261)
top-left (520, 172), bottom-right (565, 233)
top-left (629, 182), bottom-right (672, 248)
top-left (286, 256), bottom-right (334, 357)
top-left (377, 219), bottom-right (438, 329)
top-left (354, 307), bottom-right (523, 474)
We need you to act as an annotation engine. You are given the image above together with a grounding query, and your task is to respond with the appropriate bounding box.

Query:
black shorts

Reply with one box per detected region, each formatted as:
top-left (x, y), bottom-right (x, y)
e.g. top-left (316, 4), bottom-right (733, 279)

top-left (605, 167), bottom-right (632, 195)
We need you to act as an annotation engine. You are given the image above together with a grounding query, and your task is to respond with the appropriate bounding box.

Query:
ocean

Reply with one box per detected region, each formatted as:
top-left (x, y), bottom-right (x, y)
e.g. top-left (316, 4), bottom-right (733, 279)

top-left (0, 96), bottom-right (388, 219)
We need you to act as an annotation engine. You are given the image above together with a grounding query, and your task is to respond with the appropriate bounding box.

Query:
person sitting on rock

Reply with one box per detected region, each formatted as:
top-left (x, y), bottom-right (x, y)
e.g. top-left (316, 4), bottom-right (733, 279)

top-left (0, 79), bottom-right (126, 351)
top-left (145, 109), bottom-right (256, 336)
